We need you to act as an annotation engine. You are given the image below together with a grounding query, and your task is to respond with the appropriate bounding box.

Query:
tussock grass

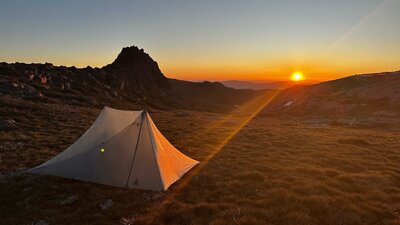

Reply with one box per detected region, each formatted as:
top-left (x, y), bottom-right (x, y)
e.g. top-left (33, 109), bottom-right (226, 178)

top-left (0, 97), bottom-right (399, 225)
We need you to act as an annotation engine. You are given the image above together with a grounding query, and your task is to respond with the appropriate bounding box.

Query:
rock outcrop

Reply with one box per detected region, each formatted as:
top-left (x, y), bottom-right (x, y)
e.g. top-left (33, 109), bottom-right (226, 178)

top-left (0, 46), bottom-right (174, 109)
top-left (103, 46), bottom-right (171, 96)
top-left (0, 46), bottom-right (265, 111)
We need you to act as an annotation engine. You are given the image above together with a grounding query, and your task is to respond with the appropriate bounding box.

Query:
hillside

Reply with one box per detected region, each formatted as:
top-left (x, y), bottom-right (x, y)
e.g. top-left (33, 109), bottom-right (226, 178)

top-left (0, 46), bottom-right (172, 110)
top-left (263, 71), bottom-right (400, 128)
top-left (169, 79), bottom-right (265, 111)
top-left (0, 46), bottom-right (265, 112)
top-left (221, 79), bottom-right (317, 90)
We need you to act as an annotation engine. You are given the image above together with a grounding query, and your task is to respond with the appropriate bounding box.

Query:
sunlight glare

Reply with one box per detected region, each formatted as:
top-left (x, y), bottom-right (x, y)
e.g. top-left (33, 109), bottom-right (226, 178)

top-left (291, 72), bottom-right (304, 81)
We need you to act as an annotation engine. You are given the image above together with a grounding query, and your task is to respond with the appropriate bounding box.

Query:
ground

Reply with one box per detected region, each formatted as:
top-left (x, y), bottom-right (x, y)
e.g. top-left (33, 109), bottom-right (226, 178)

top-left (0, 96), bottom-right (399, 225)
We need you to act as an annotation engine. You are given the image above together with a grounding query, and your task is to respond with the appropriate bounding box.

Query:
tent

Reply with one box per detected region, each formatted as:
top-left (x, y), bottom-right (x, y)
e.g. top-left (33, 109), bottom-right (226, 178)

top-left (29, 107), bottom-right (199, 191)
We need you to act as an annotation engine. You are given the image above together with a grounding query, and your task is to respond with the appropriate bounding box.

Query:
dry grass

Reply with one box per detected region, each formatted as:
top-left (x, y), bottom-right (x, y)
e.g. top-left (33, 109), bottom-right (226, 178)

top-left (0, 96), bottom-right (399, 225)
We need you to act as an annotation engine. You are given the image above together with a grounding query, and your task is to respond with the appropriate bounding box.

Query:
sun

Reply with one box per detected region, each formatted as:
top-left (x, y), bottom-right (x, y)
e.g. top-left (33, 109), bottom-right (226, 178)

top-left (291, 72), bottom-right (304, 81)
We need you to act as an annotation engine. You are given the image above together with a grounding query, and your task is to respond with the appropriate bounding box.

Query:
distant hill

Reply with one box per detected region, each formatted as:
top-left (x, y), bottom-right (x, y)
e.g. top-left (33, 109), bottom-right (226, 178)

top-left (0, 46), bottom-right (265, 112)
top-left (221, 79), bottom-right (317, 90)
top-left (264, 71), bottom-right (400, 117)
top-left (169, 79), bottom-right (265, 111)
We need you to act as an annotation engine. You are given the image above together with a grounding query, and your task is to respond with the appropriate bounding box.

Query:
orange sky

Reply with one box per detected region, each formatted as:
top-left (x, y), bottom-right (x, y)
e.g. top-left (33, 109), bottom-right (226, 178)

top-left (156, 49), bottom-right (400, 81)
top-left (0, 0), bottom-right (399, 82)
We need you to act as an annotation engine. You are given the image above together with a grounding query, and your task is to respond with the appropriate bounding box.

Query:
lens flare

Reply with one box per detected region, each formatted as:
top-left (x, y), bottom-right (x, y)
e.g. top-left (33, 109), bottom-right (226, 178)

top-left (158, 90), bottom-right (281, 207)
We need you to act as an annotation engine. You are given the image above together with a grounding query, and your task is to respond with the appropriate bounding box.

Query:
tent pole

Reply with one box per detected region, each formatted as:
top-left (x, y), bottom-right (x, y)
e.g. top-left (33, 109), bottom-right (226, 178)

top-left (125, 110), bottom-right (145, 190)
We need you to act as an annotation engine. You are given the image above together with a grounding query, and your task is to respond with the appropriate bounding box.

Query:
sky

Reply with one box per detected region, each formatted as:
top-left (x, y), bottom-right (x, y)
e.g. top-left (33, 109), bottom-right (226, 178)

top-left (0, 0), bottom-right (399, 81)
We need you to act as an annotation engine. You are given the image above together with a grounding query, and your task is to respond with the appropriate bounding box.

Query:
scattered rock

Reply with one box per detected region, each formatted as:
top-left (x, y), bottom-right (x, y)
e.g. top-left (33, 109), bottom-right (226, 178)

top-left (0, 141), bottom-right (24, 152)
top-left (373, 111), bottom-right (398, 118)
top-left (100, 199), bottom-right (114, 210)
top-left (26, 220), bottom-right (49, 225)
top-left (0, 118), bottom-right (17, 129)
top-left (0, 46), bottom-right (263, 110)
top-left (302, 118), bottom-right (330, 125)
top-left (284, 101), bottom-right (293, 107)
top-left (309, 124), bottom-right (331, 129)
top-left (19, 134), bottom-right (31, 141)
top-left (11, 81), bottom-right (19, 88)
top-left (40, 76), bottom-right (47, 84)
top-left (336, 118), bottom-right (356, 126)
top-left (60, 195), bottom-right (78, 206)
top-left (355, 117), bottom-right (398, 128)
top-left (120, 215), bottom-right (145, 225)
top-left (143, 191), bottom-right (165, 201)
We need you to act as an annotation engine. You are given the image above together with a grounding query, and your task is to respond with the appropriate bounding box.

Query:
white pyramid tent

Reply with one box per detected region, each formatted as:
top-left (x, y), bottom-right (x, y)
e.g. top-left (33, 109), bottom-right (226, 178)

top-left (29, 107), bottom-right (199, 191)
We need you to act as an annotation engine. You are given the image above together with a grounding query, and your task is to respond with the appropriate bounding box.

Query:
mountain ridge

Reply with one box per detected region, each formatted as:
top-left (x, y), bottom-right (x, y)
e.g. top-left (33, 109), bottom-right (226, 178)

top-left (2, 45), bottom-right (399, 115)
top-left (221, 79), bottom-right (317, 90)
top-left (0, 46), bottom-right (266, 112)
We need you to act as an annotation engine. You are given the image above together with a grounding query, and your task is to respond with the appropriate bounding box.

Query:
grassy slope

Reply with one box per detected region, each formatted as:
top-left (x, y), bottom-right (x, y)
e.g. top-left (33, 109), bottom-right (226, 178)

top-left (0, 96), bottom-right (399, 225)
top-left (169, 79), bottom-right (266, 112)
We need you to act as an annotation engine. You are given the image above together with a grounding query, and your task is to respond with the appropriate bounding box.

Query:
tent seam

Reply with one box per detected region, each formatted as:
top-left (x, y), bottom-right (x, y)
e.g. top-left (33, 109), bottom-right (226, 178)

top-left (125, 111), bottom-right (145, 189)
top-left (145, 113), bottom-right (166, 190)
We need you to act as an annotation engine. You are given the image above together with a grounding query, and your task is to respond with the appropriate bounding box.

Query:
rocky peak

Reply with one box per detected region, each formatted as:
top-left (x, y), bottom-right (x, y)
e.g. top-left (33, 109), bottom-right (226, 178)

top-left (110, 46), bottom-right (148, 67)
top-left (103, 46), bottom-right (171, 93)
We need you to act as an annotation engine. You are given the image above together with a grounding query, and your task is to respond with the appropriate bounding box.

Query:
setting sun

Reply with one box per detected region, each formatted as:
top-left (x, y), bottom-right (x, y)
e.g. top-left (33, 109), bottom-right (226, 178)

top-left (291, 72), bottom-right (304, 81)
